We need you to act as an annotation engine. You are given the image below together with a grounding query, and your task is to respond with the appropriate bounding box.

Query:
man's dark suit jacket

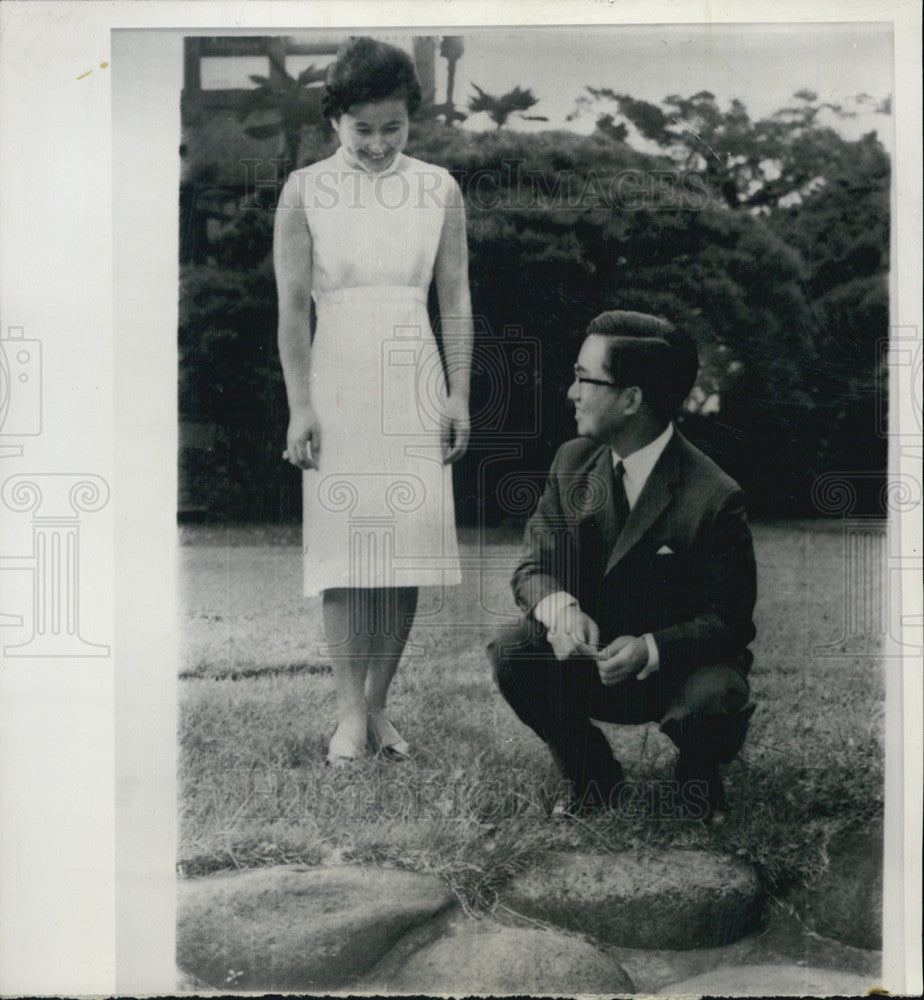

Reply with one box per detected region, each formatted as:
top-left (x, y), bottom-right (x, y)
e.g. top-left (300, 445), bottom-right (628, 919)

top-left (512, 427), bottom-right (757, 684)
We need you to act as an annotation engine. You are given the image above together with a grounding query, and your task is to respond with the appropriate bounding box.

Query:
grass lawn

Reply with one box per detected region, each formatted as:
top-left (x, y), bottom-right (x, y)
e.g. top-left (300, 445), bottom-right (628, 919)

top-left (179, 522), bottom-right (884, 909)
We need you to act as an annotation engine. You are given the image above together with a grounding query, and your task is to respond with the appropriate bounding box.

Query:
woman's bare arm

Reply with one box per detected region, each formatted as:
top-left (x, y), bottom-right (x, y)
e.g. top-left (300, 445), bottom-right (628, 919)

top-left (433, 175), bottom-right (473, 463)
top-left (274, 172), bottom-right (321, 469)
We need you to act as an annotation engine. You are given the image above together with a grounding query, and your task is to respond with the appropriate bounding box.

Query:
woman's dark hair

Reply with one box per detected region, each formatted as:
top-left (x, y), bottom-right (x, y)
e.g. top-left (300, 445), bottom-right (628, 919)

top-left (585, 310), bottom-right (699, 423)
top-left (322, 37), bottom-right (422, 119)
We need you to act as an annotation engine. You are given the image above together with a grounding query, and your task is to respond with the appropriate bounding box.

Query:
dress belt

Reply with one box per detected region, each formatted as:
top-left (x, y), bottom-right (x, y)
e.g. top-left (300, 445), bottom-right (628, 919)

top-left (314, 285), bottom-right (427, 306)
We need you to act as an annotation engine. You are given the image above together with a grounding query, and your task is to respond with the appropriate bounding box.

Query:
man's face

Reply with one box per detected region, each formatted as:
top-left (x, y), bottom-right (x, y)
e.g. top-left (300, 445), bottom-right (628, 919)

top-left (567, 335), bottom-right (626, 444)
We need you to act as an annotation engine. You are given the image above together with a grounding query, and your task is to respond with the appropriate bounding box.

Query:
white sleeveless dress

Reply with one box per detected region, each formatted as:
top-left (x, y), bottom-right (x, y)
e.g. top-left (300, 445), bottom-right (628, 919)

top-left (296, 149), bottom-right (462, 596)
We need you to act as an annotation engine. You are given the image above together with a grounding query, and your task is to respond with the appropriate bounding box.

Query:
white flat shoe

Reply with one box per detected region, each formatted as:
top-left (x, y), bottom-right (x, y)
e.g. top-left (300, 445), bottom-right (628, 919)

top-left (325, 724), bottom-right (368, 767)
top-left (367, 712), bottom-right (411, 761)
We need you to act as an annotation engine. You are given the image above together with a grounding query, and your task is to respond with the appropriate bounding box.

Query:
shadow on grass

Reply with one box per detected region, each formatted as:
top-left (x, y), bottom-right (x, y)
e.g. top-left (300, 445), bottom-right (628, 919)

top-left (180, 661), bottom-right (333, 681)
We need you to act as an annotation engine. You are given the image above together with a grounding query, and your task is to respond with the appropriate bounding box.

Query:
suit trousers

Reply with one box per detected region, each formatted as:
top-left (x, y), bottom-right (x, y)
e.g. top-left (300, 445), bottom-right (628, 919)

top-left (488, 616), bottom-right (752, 800)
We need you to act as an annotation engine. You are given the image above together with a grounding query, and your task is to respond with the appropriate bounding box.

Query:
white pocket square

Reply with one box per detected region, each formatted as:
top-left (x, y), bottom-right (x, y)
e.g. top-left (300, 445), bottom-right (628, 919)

top-left (656, 545), bottom-right (674, 555)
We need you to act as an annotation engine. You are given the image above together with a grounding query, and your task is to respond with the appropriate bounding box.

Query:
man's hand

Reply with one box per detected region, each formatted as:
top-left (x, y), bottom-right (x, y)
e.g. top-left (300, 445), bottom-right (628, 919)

top-left (596, 634), bottom-right (649, 686)
top-left (546, 604), bottom-right (600, 661)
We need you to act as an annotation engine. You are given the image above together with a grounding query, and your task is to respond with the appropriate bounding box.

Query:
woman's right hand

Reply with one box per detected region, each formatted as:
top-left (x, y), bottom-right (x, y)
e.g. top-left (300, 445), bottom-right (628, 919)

top-left (284, 406), bottom-right (322, 470)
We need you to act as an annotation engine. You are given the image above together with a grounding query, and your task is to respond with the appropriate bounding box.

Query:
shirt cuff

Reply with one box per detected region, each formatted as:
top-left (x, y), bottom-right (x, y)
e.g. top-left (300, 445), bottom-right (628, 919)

top-left (533, 591), bottom-right (578, 631)
top-left (637, 633), bottom-right (660, 679)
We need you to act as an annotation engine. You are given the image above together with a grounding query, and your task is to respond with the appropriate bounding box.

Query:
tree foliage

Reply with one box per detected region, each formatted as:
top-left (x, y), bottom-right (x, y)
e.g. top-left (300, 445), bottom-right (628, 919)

top-left (468, 84), bottom-right (548, 129)
top-left (570, 88), bottom-right (890, 211)
top-left (179, 89), bottom-right (890, 521)
top-left (238, 52), bottom-right (327, 174)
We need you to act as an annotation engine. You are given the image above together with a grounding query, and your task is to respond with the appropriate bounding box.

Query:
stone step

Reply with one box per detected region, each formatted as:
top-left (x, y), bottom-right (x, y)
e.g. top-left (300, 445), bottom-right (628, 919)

top-left (176, 851), bottom-right (880, 994)
top-left (177, 864), bottom-right (453, 991)
top-left (498, 848), bottom-right (763, 949)
top-left (362, 912), bottom-right (634, 995)
top-left (606, 898), bottom-right (881, 995)
top-left (663, 963), bottom-right (884, 996)
top-left (789, 818), bottom-right (883, 950)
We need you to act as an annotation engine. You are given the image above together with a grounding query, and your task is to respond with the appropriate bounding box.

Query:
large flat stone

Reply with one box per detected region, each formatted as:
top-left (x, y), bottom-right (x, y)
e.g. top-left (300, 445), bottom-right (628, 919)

top-left (608, 897), bottom-right (881, 995)
top-left (663, 963), bottom-right (882, 996)
top-left (367, 917), bottom-right (634, 995)
top-left (499, 849), bottom-right (762, 949)
top-left (177, 864), bottom-right (453, 991)
top-left (792, 819), bottom-right (883, 950)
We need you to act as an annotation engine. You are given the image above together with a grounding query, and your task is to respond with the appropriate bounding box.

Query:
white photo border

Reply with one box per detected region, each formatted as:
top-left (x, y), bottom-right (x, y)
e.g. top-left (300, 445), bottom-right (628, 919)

top-left (0, 1), bottom-right (919, 995)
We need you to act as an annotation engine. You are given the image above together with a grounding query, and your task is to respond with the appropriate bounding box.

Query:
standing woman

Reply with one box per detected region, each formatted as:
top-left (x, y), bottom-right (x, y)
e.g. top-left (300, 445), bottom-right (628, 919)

top-left (274, 38), bottom-right (473, 765)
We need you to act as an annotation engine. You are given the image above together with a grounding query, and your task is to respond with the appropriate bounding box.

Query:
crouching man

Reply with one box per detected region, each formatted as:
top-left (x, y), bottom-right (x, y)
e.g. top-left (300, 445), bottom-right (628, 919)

top-left (488, 311), bottom-right (757, 819)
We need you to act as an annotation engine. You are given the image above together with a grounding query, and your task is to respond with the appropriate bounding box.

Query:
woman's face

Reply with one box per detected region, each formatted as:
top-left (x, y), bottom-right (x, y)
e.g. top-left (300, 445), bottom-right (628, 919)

top-left (332, 97), bottom-right (410, 173)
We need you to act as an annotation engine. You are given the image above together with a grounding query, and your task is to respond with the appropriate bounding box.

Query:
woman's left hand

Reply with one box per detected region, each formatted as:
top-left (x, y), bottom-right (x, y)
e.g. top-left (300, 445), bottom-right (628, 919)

top-left (440, 393), bottom-right (470, 464)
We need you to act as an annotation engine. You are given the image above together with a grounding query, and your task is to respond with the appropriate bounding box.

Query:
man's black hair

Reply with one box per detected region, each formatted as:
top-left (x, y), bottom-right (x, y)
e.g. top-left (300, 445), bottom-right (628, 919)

top-left (585, 310), bottom-right (699, 423)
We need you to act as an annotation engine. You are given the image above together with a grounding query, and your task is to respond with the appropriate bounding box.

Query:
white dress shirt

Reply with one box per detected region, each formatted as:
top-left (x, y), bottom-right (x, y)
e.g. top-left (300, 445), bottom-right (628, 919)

top-left (534, 424), bottom-right (674, 677)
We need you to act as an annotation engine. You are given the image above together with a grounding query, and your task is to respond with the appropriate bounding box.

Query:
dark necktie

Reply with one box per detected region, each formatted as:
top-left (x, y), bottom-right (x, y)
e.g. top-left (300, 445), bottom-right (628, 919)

top-left (613, 459), bottom-right (630, 539)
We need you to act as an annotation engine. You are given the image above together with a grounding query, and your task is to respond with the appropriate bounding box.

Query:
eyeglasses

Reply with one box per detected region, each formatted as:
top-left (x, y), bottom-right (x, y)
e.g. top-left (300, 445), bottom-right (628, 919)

top-left (572, 367), bottom-right (618, 389)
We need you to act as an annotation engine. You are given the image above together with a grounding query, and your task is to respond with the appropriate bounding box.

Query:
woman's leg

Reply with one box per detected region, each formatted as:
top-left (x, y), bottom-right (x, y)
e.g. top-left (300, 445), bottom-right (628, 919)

top-left (364, 586), bottom-right (418, 710)
top-left (322, 586), bottom-right (419, 757)
top-left (322, 588), bottom-right (374, 753)
top-left (365, 586), bottom-right (418, 755)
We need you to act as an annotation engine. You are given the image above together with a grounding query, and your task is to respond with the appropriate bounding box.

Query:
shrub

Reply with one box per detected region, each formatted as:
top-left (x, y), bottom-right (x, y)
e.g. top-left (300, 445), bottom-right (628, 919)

top-left (179, 121), bottom-right (888, 521)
